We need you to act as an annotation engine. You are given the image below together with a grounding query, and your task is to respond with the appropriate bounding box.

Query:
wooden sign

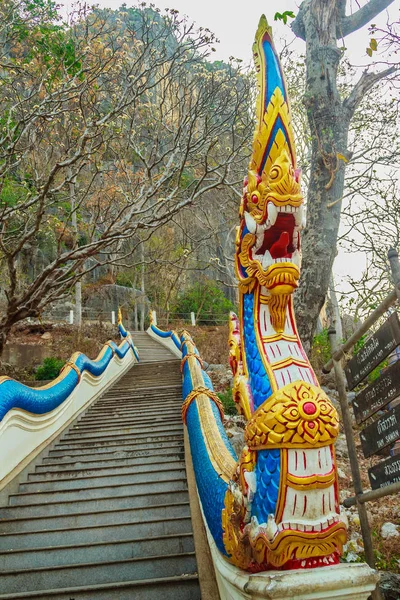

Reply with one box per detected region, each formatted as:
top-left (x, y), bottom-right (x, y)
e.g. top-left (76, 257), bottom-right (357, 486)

top-left (345, 313), bottom-right (400, 390)
top-left (368, 454), bottom-right (400, 490)
top-left (352, 360), bottom-right (400, 424)
top-left (360, 403), bottom-right (400, 458)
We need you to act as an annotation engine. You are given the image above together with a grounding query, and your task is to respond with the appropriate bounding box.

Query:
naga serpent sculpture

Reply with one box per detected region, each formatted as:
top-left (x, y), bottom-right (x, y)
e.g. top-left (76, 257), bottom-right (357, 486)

top-left (223, 16), bottom-right (347, 570)
top-left (155, 17), bottom-right (347, 573)
top-left (159, 16), bottom-right (348, 575)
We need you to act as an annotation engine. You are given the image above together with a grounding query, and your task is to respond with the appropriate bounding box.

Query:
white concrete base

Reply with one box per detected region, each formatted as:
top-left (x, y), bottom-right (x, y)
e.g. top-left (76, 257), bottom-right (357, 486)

top-left (0, 351), bottom-right (135, 484)
top-left (206, 524), bottom-right (379, 600)
top-left (146, 327), bottom-right (182, 358)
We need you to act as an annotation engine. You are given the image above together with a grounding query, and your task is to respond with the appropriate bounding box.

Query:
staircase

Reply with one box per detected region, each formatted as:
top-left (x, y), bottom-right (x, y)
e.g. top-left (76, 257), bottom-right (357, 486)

top-left (0, 332), bottom-right (201, 599)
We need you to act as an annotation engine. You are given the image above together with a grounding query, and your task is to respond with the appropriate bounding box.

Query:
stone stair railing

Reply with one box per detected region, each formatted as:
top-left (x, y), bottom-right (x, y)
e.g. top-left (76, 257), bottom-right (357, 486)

top-left (0, 316), bottom-right (138, 486)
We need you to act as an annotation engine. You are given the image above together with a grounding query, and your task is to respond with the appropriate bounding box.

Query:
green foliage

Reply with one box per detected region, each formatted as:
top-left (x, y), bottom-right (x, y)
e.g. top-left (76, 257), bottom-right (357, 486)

top-left (0, 178), bottom-right (24, 208)
top-left (36, 30), bottom-right (82, 77)
top-left (218, 388), bottom-right (237, 416)
top-left (310, 328), bottom-right (331, 371)
top-left (274, 11), bottom-right (295, 25)
top-left (14, 0), bottom-right (59, 33)
top-left (373, 548), bottom-right (399, 571)
top-left (35, 357), bottom-right (64, 380)
top-left (179, 168), bottom-right (195, 190)
top-left (353, 334), bottom-right (367, 355)
top-left (116, 273), bottom-right (133, 288)
top-left (367, 359), bottom-right (388, 383)
top-left (366, 38), bottom-right (378, 57)
top-left (173, 280), bottom-right (234, 325)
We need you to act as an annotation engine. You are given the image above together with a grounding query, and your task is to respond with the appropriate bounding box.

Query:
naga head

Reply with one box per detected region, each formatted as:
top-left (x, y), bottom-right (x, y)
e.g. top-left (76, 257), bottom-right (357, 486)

top-left (236, 16), bottom-right (305, 333)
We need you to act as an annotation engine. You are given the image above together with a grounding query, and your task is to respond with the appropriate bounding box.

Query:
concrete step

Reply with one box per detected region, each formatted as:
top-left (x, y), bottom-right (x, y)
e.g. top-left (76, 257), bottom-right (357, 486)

top-left (0, 576), bottom-right (200, 600)
top-left (56, 429), bottom-right (184, 447)
top-left (1, 489), bottom-right (189, 519)
top-left (47, 440), bottom-right (184, 458)
top-left (103, 376), bottom-right (181, 385)
top-left (101, 386), bottom-right (182, 394)
top-left (0, 552), bottom-right (197, 594)
top-left (0, 532), bottom-right (194, 570)
top-left (63, 423), bottom-right (183, 440)
top-left (76, 411), bottom-right (181, 425)
top-left (52, 433), bottom-right (184, 451)
top-left (0, 502), bottom-right (191, 533)
top-left (93, 383), bottom-right (181, 392)
top-left (9, 477), bottom-right (188, 505)
top-left (82, 405), bottom-right (181, 416)
top-left (29, 459), bottom-right (184, 481)
top-left (83, 405), bottom-right (181, 417)
top-left (97, 384), bottom-right (182, 398)
top-left (91, 398), bottom-right (181, 410)
top-left (87, 395), bottom-right (181, 405)
top-left (37, 453), bottom-right (184, 472)
top-left (68, 420), bottom-right (182, 433)
top-left (0, 515), bottom-right (193, 550)
top-left (92, 393), bottom-right (181, 402)
top-left (19, 466), bottom-right (187, 493)
top-left (78, 405), bottom-right (181, 416)
top-left (44, 444), bottom-right (184, 461)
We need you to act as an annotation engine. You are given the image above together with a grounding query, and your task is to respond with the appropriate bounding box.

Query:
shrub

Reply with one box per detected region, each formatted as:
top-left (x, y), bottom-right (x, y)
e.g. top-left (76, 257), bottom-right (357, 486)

top-left (115, 273), bottom-right (133, 288)
top-left (310, 328), bottom-right (331, 372)
top-left (218, 388), bottom-right (237, 416)
top-left (35, 357), bottom-right (65, 381)
top-left (173, 280), bottom-right (235, 325)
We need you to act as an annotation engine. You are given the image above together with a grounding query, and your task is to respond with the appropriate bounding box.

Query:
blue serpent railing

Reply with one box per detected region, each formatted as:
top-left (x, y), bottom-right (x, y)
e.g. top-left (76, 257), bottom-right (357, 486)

top-left (0, 310), bottom-right (138, 482)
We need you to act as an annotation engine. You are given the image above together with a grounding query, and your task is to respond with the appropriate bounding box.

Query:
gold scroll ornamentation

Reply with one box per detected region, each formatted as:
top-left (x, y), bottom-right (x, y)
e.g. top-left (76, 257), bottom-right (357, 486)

top-left (245, 381), bottom-right (339, 449)
top-left (181, 386), bottom-right (224, 424)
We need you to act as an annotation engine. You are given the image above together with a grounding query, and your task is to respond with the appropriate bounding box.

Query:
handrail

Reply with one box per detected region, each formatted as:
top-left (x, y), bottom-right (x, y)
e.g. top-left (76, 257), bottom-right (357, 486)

top-left (146, 309), bottom-right (181, 357)
top-left (179, 329), bottom-right (237, 555)
top-left (0, 336), bottom-right (135, 422)
top-left (322, 285), bottom-right (399, 373)
top-left (0, 313), bottom-right (138, 483)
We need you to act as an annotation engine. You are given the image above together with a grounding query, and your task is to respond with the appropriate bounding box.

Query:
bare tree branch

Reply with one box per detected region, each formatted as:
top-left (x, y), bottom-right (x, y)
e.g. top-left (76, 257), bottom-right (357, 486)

top-left (341, 0), bottom-right (395, 37)
top-left (344, 65), bottom-right (397, 114)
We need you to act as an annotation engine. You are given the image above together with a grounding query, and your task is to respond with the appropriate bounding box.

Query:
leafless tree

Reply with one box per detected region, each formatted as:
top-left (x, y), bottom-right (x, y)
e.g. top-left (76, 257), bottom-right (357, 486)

top-left (0, 1), bottom-right (253, 354)
top-left (291, 0), bottom-right (399, 353)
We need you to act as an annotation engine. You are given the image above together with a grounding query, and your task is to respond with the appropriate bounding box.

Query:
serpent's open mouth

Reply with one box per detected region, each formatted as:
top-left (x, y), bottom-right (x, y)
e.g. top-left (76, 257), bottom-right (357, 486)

top-left (244, 203), bottom-right (303, 270)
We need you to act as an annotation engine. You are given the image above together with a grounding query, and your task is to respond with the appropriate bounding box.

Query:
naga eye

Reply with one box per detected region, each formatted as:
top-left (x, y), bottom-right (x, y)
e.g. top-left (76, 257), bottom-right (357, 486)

top-left (251, 194), bottom-right (259, 204)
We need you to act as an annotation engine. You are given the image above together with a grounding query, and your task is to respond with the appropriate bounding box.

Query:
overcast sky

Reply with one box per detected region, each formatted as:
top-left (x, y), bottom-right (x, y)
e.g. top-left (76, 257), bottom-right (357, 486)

top-left (72, 0), bottom-right (398, 292)
top-left (87, 0), bottom-right (397, 64)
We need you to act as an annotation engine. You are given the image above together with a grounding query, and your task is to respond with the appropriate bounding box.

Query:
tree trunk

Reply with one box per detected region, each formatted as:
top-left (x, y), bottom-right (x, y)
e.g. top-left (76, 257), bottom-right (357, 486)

top-left (69, 168), bottom-right (82, 327)
top-left (294, 0), bottom-right (351, 353)
top-left (140, 243), bottom-right (145, 332)
top-left (0, 324), bottom-right (11, 359)
top-left (292, 0), bottom-right (395, 353)
top-left (75, 281), bottom-right (82, 327)
top-left (329, 275), bottom-right (343, 341)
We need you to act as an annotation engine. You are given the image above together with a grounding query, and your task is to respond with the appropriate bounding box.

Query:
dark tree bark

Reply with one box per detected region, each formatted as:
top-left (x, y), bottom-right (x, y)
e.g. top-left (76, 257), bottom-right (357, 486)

top-left (292, 0), bottom-right (396, 353)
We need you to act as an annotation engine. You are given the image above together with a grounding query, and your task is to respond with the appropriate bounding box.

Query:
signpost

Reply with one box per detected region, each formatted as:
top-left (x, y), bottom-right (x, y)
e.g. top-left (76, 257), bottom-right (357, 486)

top-left (344, 312), bottom-right (400, 390)
top-left (343, 312), bottom-right (400, 463)
top-left (369, 454), bottom-right (400, 490)
top-left (324, 249), bottom-right (400, 597)
top-left (360, 404), bottom-right (400, 458)
top-left (352, 360), bottom-right (400, 424)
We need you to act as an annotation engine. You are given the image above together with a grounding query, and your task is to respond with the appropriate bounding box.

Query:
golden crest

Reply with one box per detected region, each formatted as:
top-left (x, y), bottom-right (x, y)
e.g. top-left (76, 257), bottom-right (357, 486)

top-left (246, 150), bottom-right (303, 223)
top-left (245, 381), bottom-right (339, 449)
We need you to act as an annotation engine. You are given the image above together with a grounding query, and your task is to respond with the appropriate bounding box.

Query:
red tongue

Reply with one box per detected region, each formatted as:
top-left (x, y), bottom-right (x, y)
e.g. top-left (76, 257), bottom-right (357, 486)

top-left (270, 231), bottom-right (289, 259)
